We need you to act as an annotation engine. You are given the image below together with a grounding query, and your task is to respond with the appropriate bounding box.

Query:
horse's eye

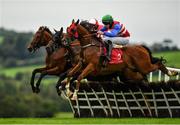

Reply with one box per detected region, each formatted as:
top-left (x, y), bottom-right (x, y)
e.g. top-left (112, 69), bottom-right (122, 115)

top-left (35, 36), bottom-right (40, 40)
top-left (54, 36), bottom-right (58, 40)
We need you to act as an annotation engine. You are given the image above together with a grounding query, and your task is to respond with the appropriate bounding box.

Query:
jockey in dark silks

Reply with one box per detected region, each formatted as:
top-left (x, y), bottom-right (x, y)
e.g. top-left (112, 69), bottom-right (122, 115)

top-left (97, 14), bottom-right (130, 61)
top-left (88, 18), bottom-right (103, 31)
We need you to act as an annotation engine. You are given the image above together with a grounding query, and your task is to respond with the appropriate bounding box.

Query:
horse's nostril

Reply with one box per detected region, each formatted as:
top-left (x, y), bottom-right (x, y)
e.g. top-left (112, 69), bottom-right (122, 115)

top-left (46, 46), bottom-right (52, 54)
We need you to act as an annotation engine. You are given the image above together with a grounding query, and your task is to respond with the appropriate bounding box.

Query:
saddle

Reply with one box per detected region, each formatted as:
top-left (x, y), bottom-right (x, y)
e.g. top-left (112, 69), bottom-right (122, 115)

top-left (100, 44), bottom-right (124, 67)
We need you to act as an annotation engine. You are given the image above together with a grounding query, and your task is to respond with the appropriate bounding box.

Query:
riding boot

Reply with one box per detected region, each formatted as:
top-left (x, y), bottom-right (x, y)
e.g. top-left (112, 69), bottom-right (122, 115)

top-left (105, 40), bottom-right (113, 61)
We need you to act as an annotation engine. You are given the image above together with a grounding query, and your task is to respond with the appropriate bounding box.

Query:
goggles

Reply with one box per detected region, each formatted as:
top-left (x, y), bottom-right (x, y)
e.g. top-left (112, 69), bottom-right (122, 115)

top-left (102, 21), bottom-right (110, 25)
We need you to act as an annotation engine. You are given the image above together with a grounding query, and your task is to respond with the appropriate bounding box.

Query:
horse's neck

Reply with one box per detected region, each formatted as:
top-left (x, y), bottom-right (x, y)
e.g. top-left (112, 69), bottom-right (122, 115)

top-left (43, 32), bottom-right (53, 47)
top-left (80, 36), bottom-right (102, 50)
top-left (45, 40), bottom-right (54, 55)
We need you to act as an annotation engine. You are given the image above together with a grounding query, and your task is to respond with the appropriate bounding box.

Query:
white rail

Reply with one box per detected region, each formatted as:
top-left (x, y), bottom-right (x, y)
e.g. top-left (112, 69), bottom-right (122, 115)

top-left (149, 67), bottom-right (180, 82)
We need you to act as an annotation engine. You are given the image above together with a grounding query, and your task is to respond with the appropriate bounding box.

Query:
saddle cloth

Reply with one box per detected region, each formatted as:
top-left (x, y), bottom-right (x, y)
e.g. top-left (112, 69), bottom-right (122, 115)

top-left (109, 48), bottom-right (123, 64)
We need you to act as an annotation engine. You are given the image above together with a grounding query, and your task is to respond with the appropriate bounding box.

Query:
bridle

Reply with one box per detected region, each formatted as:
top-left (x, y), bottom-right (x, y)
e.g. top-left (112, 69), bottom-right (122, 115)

top-left (36, 28), bottom-right (46, 47)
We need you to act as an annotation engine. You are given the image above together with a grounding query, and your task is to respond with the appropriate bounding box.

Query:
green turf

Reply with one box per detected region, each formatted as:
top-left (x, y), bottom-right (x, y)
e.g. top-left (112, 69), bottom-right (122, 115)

top-left (0, 36), bottom-right (3, 44)
top-left (0, 65), bottom-right (42, 78)
top-left (0, 118), bottom-right (180, 124)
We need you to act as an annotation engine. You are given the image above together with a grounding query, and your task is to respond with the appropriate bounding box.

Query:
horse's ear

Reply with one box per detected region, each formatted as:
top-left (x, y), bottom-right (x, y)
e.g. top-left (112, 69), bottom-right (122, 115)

top-left (39, 26), bottom-right (44, 30)
top-left (60, 27), bottom-right (63, 34)
top-left (95, 19), bottom-right (98, 25)
top-left (66, 27), bottom-right (69, 32)
top-left (54, 28), bottom-right (58, 33)
top-left (72, 19), bottom-right (75, 23)
top-left (75, 19), bottom-right (80, 25)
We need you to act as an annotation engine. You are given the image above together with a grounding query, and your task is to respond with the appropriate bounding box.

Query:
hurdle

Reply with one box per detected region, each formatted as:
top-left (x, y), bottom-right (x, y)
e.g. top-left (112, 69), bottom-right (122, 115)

top-left (68, 67), bottom-right (180, 118)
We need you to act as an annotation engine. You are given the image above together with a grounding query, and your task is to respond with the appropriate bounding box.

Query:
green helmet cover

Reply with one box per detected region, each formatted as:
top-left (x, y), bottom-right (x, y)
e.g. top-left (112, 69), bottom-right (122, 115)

top-left (102, 14), bottom-right (113, 23)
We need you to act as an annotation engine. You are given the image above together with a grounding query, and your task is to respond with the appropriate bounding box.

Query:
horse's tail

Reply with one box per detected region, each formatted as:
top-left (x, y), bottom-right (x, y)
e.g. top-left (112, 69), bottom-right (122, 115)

top-left (141, 45), bottom-right (166, 64)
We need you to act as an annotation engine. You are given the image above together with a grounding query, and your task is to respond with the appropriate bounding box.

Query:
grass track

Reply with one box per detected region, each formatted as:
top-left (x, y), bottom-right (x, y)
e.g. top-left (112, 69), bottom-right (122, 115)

top-left (0, 118), bottom-right (180, 124)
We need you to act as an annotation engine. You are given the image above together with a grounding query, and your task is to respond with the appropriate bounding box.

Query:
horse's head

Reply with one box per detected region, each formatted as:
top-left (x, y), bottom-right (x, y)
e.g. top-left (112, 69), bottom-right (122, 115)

top-left (27, 26), bottom-right (52, 53)
top-left (43, 27), bottom-right (65, 54)
top-left (53, 27), bottom-right (64, 45)
top-left (67, 19), bottom-right (79, 39)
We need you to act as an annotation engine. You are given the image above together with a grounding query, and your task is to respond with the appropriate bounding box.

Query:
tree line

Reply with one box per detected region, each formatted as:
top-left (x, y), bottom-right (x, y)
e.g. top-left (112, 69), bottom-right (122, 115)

top-left (0, 28), bottom-right (43, 67)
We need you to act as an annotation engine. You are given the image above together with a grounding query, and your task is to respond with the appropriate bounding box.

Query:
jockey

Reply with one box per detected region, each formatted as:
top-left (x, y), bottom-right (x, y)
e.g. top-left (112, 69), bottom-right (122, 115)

top-left (97, 14), bottom-right (130, 61)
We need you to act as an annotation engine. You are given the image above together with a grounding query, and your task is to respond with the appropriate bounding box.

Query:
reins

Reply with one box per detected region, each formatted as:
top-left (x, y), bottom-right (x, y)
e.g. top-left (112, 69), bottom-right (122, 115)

top-left (70, 41), bottom-right (80, 46)
top-left (82, 33), bottom-right (97, 38)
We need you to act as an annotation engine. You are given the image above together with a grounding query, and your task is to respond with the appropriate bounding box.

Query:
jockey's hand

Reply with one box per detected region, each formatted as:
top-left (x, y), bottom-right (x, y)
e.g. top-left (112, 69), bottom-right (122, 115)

top-left (97, 31), bottom-right (104, 35)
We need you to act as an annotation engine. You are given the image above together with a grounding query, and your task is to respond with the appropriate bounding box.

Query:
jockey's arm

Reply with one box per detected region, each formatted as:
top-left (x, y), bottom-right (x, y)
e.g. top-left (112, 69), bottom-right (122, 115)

top-left (104, 24), bottom-right (122, 37)
top-left (100, 26), bottom-right (107, 32)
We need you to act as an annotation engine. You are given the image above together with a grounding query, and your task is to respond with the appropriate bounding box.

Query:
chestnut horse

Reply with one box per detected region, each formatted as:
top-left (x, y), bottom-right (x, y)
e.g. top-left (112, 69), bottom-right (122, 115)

top-left (27, 26), bottom-right (70, 94)
top-left (66, 20), bottom-right (178, 100)
top-left (66, 20), bottom-right (147, 82)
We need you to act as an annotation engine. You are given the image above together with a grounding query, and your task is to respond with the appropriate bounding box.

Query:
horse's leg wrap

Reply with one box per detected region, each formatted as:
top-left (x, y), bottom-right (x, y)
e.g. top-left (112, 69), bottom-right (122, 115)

top-left (71, 89), bottom-right (79, 100)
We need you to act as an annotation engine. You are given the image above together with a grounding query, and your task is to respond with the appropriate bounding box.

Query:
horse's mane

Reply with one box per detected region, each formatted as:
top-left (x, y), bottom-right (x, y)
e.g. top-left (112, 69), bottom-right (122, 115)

top-left (80, 20), bottom-right (97, 33)
top-left (77, 24), bottom-right (89, 36)
top-left (80, 20), bottom-right (89, 28)
top-left (79, 21), bottom-right (102, 43)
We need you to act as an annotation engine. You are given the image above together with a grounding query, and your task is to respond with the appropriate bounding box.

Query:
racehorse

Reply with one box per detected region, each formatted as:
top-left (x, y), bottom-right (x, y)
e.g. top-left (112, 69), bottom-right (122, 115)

top-left (66, 20), bottom-right (149, 82)
top-left (66, 20), bottom-right (178, 100)
top-left (27, 26), bottom-right (69, 94)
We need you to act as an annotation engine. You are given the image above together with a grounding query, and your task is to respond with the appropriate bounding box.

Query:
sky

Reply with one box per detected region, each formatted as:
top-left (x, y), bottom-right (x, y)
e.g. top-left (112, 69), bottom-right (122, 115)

top-left (0, 0), bottom-right (180, 46)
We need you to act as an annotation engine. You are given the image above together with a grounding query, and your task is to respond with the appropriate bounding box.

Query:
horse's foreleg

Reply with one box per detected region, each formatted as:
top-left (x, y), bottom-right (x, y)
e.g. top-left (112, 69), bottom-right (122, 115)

top-left (67, 61), bottom-right (82, 77)
top-left (30, 67), bottom-right (47, 93)
top-left (65, 62), bottom-right (82, 97)
top-left (56, 71), bottom-right (68, 96)
top-left (158, 64), bottom-right (178, 76)
top-left (72, 63), bottom-right (95, 100)
top-left (35, 66), bottom-right (60, 93)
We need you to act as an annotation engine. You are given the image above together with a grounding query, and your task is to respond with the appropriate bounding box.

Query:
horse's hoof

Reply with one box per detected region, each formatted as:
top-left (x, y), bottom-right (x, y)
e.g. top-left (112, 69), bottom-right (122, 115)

top-left (32, 87), bottom-right (36, 93)
top-left (71, 95), bottom-right (77, 100)
top-left (35, 88), bottom-right (40, 93)
top-left (57, 90), bottom-right (61, 96)
top-left (59, 85), bottom-right (65, 91)
top-left (169, 70), bottom-right (178, 76)
top-left (173, 71), bottom-right (178, 76)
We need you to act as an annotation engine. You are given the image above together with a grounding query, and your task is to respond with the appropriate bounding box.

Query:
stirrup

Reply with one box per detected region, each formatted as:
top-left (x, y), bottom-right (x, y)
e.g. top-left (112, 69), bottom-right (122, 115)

top-left (106, 56), bottom-right (111, 61)
top-left (114, 44), bottom-right (123, 48)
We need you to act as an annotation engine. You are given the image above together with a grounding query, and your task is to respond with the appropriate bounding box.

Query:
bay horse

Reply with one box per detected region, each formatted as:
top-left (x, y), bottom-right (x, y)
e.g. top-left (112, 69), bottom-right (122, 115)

top-left (27, 26), bottom-right (70, 94)
top-left (66, 20), bottom-right (178, 100)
